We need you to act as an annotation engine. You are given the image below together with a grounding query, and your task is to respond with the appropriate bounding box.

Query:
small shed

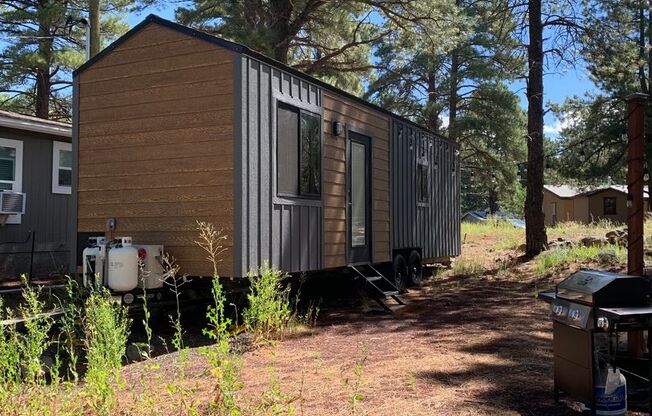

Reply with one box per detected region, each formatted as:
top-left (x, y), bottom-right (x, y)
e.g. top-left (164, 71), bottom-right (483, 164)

top-left (0, 110), bottom-right (72, 280)
top-left (71, 15), bottom-right (460, 279)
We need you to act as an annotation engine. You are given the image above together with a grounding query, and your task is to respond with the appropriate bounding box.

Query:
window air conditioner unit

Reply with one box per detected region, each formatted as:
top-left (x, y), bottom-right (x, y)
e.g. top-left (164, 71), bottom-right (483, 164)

top-left (0, 191), bottom-right (26, 225)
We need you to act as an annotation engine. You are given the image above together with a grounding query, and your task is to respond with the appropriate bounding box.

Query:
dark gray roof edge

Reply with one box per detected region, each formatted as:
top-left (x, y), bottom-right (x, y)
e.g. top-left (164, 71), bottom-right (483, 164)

top-left (73, 14), bottom-right (454, 145)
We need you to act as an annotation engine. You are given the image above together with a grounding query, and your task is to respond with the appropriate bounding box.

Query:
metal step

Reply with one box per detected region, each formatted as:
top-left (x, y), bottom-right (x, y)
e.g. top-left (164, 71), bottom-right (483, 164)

top-left (348, 264), bottom-right (407, 313)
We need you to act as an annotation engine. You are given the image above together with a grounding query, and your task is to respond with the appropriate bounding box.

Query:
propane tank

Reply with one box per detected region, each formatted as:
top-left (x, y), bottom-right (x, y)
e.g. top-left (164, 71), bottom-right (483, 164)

top-left (82, 237), bottom-right (106, 288)
top-left (107, 237), bottom-right (138, 292)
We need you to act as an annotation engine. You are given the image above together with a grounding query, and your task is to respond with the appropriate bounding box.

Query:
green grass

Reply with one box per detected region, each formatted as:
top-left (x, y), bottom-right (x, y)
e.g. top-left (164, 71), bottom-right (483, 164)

top-left (452, 258), bottom-right (484, 278)
top-left (535, 244), bottom-right (626, 276)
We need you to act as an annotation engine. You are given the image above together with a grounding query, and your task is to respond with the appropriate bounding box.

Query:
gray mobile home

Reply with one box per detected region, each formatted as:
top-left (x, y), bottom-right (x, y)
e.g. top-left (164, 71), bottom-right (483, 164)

top-left (0, 110), bottom-right (72, 281)
top-left (72, 15), bottom-right (460, 287)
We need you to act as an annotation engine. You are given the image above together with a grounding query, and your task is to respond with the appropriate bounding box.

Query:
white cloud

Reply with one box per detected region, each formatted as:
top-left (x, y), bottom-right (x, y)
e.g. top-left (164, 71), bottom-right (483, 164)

top-left (544, 114), bottom-right (576, 136)
top-left (440, 115), bottom-right (449, 129)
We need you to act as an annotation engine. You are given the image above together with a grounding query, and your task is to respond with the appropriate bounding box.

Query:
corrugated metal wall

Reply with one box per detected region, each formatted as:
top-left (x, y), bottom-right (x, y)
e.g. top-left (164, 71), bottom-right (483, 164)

top-left (390, 118), bottom-right (461, 260)
top-left (0, 129), bottom-right (71, 279)
top-left (235, 55), bottom-right (323, 277)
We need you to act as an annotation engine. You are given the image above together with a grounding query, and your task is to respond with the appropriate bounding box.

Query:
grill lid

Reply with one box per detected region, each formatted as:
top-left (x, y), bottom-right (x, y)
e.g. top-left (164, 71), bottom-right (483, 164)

top-left (556, 270), bottom-right (651, 306)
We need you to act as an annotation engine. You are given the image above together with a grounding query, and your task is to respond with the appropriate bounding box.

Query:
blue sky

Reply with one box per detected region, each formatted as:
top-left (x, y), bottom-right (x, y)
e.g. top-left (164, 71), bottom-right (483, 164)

top-left (128, 4), bottom-right (596, 136)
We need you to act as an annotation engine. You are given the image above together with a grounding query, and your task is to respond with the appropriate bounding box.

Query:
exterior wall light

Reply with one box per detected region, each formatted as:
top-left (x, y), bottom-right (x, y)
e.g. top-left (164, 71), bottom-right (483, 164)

top-left (332, 121), bottom-right (343, 137)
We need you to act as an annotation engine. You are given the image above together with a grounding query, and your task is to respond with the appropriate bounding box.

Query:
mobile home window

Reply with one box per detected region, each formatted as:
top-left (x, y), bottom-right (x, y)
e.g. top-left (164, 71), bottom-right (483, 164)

top-left (603, 197), bottom-right (617, 215)
top-left (52, 141), bottom-right (72, 194)
top-left (417, 163), bottom-right (428, 203)
top-left (277, 103), bottom-right (321, 198)
top-left (0, 138), bottom-right (22, 193)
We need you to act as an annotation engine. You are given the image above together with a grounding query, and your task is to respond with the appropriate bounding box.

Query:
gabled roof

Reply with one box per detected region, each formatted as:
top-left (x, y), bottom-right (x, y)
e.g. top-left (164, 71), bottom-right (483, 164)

top-left (73, 14), bottom-right (451, 145)
top-left (543, 185), bottom-right (583, 198)
top-left (544, 184), bottom-right (650, 199)
top-left (0, 110), bottom-right (71, 138)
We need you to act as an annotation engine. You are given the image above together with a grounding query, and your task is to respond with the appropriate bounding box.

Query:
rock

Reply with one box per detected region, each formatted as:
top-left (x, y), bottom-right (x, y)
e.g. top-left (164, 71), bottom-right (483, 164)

top-left (595, 248), bottom-right (619, 265)
top-left (549, 239), bottom-right (574, 249)
top-left (606, 230), bottom-right (628, 246)
top-left (581, 236), bottom-right (609, 247)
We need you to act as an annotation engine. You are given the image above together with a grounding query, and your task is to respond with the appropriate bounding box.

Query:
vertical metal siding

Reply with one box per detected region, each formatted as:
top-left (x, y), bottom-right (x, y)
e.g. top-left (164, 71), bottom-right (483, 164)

top-left (237, 55), bottom-right (323, 276)
top-left (389, 118), bottom-right (461, 259)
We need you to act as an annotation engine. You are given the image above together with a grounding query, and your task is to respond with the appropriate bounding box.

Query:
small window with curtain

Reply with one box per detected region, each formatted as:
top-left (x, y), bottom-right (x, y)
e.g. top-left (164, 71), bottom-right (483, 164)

top-left (52, 141), bottom-right (72, 194)
top-left (417, 163), bottom-right (428, 203)
top-left (277, 102), bottom-right (321, 198)
top-left (603, 197), bottom-right (617, 215)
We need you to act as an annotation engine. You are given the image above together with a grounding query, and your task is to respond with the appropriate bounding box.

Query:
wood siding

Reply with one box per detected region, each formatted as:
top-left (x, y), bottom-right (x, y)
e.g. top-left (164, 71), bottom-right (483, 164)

top-left (76, 23), bottom-right (235, 277)
top-left (322, 91), bottom-right (391, 267)
top-left (0, 128), bottom-right (71, 279)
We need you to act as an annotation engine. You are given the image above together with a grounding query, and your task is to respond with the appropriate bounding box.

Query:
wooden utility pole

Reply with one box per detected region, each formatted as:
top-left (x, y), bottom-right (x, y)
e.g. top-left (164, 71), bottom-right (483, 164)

top-left (626, 93), bottom-right (647, 277)
top-left (626, 93), bottom-right (647, 357)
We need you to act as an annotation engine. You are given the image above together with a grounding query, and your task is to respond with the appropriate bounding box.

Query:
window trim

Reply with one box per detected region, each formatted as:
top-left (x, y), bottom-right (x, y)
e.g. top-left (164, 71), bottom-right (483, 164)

top-left (0, 137), bottom-right (23, 225)
top-left (603, 196), bottom-right (617, 215)
top-left (52, 141), bottom-right (72, 195)
top-left (275, 101), bottom-right (323, 201)
top-left (417, 162), bottom-right (429, 204)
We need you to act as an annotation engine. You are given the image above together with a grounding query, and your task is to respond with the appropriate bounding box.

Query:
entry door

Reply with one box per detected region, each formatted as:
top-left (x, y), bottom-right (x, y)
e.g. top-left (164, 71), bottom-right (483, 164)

top-left (347, 131), bottom-right (372, 264)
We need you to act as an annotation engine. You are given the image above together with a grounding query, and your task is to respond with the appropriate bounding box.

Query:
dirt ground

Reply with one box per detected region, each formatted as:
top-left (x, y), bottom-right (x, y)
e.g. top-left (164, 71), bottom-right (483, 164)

top-left (114, 234), bottom-right (644, 416)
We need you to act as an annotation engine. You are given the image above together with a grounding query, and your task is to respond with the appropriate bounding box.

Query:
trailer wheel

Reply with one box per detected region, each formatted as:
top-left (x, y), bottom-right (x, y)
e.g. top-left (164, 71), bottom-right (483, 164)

top-left (392, 254), bottom-right (408, 291)
top-left (408, 250), bottom-right (423, 286)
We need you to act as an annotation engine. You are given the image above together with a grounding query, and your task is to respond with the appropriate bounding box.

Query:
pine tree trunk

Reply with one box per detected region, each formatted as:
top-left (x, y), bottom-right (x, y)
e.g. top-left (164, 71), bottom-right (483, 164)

top-left (426, 72), bottom-right (438, 131)
top-left (448, 52), bottom-right (459, 142)
top-left (35, 1), bottom-right (52, 119)
top-left (89, 0), bottom-right (101, 58)
top-left (270, 0), bottom-right (292, 63)
top-left (524, 0), bottom-right (547, 257)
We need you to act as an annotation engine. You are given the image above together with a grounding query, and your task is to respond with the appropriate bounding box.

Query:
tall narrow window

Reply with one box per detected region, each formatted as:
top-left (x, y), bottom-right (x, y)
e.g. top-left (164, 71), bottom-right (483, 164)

top-left (52, 141), bottom-right (72, 194)
top-left (417, 163), bottom-right (428, 203)
top-left (603, 197), bottom-right (617, 215)
top-left (0, 138), bottom-right (23, 224)
top-left (277, 102), bottom-right (321, 198)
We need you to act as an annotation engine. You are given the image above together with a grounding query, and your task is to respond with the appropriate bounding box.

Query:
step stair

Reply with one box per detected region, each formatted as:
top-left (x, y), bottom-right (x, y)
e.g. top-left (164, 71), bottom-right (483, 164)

top-left (349, 264), bottom-right (406, 313)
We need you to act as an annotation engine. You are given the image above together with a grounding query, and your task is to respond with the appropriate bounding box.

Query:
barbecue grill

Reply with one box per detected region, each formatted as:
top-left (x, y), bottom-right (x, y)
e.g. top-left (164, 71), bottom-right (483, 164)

top-left (540, 270), bottom-right (652, 414)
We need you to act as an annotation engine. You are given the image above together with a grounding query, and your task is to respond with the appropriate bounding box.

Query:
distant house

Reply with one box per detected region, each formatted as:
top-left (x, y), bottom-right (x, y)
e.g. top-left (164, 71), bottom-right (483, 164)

top-left (543, 185), bottom-right (649, 225)
top-left (0, 111), bottom-right (72, 281)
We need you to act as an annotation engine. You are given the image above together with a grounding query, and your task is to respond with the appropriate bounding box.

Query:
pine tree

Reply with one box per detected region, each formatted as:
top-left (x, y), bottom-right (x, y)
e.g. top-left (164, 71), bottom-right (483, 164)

top-left (0, 1), bottom-right (131, 120)
top-left (174, 0), bottom-right (457, 95)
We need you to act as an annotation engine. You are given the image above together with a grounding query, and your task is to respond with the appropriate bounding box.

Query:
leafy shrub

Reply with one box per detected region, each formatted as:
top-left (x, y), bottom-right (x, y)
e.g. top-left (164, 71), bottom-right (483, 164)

top-left (243, 263), bottom-right (292, 340)
top-left (18, 278), bottom-right (54, 385)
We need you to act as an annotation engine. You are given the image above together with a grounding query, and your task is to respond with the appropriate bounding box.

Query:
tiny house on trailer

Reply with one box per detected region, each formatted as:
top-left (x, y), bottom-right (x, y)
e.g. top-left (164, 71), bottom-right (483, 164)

top-left (71, 15), bottom-right (460, 292)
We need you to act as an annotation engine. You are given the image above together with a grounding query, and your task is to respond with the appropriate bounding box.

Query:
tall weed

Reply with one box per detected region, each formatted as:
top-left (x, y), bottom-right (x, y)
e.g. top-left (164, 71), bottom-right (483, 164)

top-left (244, 262), bottom-right (292, 340)
top-left (18, 277), bottom-right (54, 384)
top-left (83, 288), bottom-right (130, 413)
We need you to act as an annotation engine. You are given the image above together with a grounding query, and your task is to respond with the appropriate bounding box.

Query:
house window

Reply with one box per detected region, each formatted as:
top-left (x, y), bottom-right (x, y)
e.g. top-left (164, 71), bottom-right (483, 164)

top-left (52, 141), bottom-right (72, 194)
top-left (0, 138), bottom-right (23, 224)
top-left (603, 197), bottom-right (617, 215)
top-left (417, 163), bottom-right (428, 203)
top-left (277, 103), bottom-right (321, 198)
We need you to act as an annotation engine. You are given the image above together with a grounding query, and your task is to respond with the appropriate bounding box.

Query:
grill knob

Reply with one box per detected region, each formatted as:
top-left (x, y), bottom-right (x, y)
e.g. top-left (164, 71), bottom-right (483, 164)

top-left (597, 317), bottom-right (610, 330)
top-left (569, 309), bottom-right (581, 320)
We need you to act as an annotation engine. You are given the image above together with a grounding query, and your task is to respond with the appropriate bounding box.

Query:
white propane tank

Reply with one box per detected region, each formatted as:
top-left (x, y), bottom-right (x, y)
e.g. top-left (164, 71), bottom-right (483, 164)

top-left (82, 237), bottom-right (106, 288)
top-left (107, 237), bottom-right (139, 292)
top-left (135, 244), bottom-right (165, 289)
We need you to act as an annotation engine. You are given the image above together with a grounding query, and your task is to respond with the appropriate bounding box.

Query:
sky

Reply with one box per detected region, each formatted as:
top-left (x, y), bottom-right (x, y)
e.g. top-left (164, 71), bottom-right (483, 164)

top-left (129, 3), bottom-right (597, 138)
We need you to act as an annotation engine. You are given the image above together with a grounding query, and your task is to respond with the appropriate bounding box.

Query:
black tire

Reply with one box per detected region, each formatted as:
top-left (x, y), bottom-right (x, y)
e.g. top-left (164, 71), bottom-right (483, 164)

top-left (407, 250), bottom-right (423, 286)
top-left (392, 254), bottom-right (408, 291)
